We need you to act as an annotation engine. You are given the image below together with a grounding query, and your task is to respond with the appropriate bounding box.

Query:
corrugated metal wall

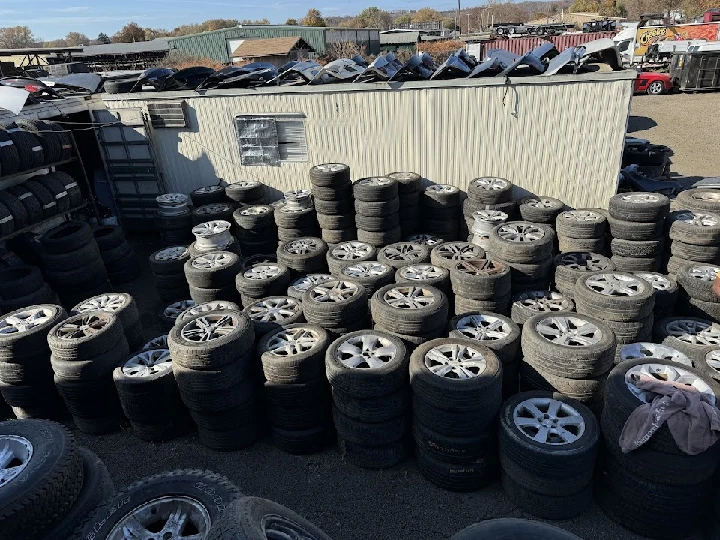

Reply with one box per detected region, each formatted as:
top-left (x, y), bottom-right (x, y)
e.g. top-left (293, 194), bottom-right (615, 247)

top-left (102, 73), bottom-right (633, 210)
top-left (480, 31), bottom-right (617, 57)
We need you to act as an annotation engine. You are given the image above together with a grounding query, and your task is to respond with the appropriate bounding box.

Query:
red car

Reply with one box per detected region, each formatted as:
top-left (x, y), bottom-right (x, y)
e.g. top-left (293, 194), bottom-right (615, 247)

top-left (634, 71), bottom-right (673, 95)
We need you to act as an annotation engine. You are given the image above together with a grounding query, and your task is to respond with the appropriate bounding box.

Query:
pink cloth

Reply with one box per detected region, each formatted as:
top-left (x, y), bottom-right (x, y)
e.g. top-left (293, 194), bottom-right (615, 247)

top-left (619, 373), bottom-right (720, 455)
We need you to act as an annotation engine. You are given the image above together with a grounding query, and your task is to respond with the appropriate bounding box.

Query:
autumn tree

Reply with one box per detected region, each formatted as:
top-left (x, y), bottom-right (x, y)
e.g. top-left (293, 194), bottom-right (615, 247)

top-left (112, 22), bottom-right (146, 43)
top-left (412, 7), bottom-right (443, 23)
top-left (443, 17), bottom-right (459, 30)
top-left (65, 32), bottom-right (90, 46)
top-left (394, 13), bottom-right (413, 25)
top-left (144, 28), bottom-right (169, 40)
top-left (203, 19), bottom-right (240, 31)
top-left (240, 18), bottom-right (270, 24)
top-left (356, 7), bottom-right (393, 29)
top-left (0, 26), bottom-right (35, 48)
top-left (301, 9), bottom-right (327, 27)
top-left (97, 32), bottom-right (110, 44)
top-left (285, 18), bottom-right (299, 25)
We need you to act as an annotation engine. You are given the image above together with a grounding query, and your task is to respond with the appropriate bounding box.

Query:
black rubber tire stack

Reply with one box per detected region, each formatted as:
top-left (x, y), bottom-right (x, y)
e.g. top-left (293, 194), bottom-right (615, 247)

top-left (190, 185), bottom-right (226, 207)
top-left (463, 177), bottom-right (516, 234)
top-left (653, 316), bottom-right (720, 363)
top-left (24, 179), bottom-right (58, 220)
top-left (326, 241), bottom-right (377, 276)
top-left (338, 262), bottom-right (395, 299)
top-left (500, 391), bottom-right (598, 519)
top-left (277, 237), bottom-right (329, 276)
top-left (244, 296), bottom-right (305, 340)
top-left (258, 323), bottom-right (333, 453)
top-left (676, 264), bottom-right (720, 322)
top-left (370, 282), bottom-right (448, 347)
top-left (633, 271), bottom-right (679, 320)
top-left (666, 209), bottom-right (720, 277)
top-left (674, 188), bottom-right (720, 216)
top-left (596, 359), bottom-right (719, 539)
top-left (5, 184), bottom-right (43, 230)
top-left (302, 279), bottom-right (368, 337)
top-left (0, 122), bottom-right (44, 171)
top-left (274, 200), bottom-right (319, 243)
top-left (113, 348), bottom-right (190, 441)
top-left (388, 172), bottom-right (422, 236)
top-left (236, 262), bottom-right (292, 307)
top-left (169, 309), bottom-right (261, 450)
top-left (0, 199), bottom-right (14, 237)
top-left (420, 184), bottom-right (461, 241)
top-left (0, 189), bottom-right (29, 233)
top-left (555, 209), bottom-right (608, 254)
top-left (15, 119), bottom-right (62, 164)
top-left (46, 171), bottom-right (82, 208)
top-left (410, 337), bottom-right (502, 491)
top-left (510, 290), bottom-right (575, 326)
top-left (394, 264), bottom-right (450, 297)
top-left (608, 192), bottom-right (670, 273)
top-left (450, 259), bottom-right (512, 316)
top-left (171, 300), bottom-right (239, 329)
top-left (326, 329), bottom-right (410, 468)
top-left (0, 304), bottom-right (67, 419)
top-left (310, 163), bottom-right (356, 245)
top-left (192, 202), bottom-right (235, 229)
top-left (354, 176), bottom-right (401, 247)
top-left (553, 252), bottom-right (615, 299)
top-left (156, 194), bottom-right (193, 245)
top-left (93, 225), bottom-right (141, 285)
top-left (37, 172), bottom-right (72, 214)
top-left (233, 204), bottom-right (278, 256)
top-left (184, 251), bottom-right (242, 305)
top-left (149, 245), bottom-right (191, 302)
top-left (225, 180), bottom-right (266, 206)
top-left (0, 265), bottom-right (55, 313)
top-left (520, 311), bottom-right (616, 415)
top-left (71, 292), bottom-right (144, 353)
top-left (518, 196), bottom-right (564, 228)
top-left (39, 221), bottom-right (111, 308)
top-left (49, 311), bottom-right (128, 433)
top-left (0, 128), bottom-right (20, 176)
top-left (488, 221), bottom-right (555, 294)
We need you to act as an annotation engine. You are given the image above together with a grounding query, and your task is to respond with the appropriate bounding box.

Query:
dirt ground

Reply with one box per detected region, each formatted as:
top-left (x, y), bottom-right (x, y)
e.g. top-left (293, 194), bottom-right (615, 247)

top-left (628, 92), bottom-right (720, 179)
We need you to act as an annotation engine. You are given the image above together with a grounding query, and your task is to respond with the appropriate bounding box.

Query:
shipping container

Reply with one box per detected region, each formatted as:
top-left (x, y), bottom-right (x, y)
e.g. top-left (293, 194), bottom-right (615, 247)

top-left (670, 50), bottom-right (720, 91)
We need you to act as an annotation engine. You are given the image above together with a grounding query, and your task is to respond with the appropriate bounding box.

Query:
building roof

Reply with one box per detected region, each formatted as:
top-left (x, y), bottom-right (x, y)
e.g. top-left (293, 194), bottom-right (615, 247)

top-left (76, 39), bottom-right (170, 57)
top-left (0, 47), bottom-right (82, 56)
top-left (231, 37), bottom-right (314, 58)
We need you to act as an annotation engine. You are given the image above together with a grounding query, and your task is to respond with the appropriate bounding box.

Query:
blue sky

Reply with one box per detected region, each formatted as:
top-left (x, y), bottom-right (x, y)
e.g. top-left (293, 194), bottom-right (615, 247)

top-left (1, 0), bottom-right (462, 40)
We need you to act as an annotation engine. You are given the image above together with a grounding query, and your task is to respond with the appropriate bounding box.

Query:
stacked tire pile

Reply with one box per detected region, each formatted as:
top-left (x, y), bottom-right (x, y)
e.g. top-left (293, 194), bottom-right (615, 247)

top-left (169, 309), bottom-right (261, 450)
top-left (387, 172), bottom-right (422, 236)
top-left (0, 419), bottom-right (114, 539)
top-left (277, 237), bottom-right (329, 276)
top-left (190, 220), bottom-right (239, 257)
top-left (0, 305), bottom-right (66, 419)
top-left (275, 191), bottom-right (319, 244)
top-left (287, 273), bottom-right (332, 299)
top-left (14, 119), bottom-right (68, 165)
top-left (411, 337), bottom-right (502, 491)
top-left (259, 324), bottom-right (333, 453)
top-left (518, 196), bottom-right (564, 229)
top-left (156, 193), bottom-right (193, 245)
top-left (159, 300), bottom-right (196, 331)
top-left (653, 316), bottom-right (720, 364)
top-left (233, 204), bottom-right (278, 256)
top-left (225, 180), bottom-right (267, 206)
top-left (149, 245), bottom-right (191, 302)
top-left (608, 192), bottom-right (669, 272)
top-left (35, 172), bottom-right (71, 216)
top-left (93, 224), bottom-right (141, 285)
top-left (326, 330), bottom-right (410, 468)
top-left (450, 259), bottom-right (512, 315)
top-left (371, 282), bottom-right (448, 347)
top-left (236, 262), bottom-right (292, 307)
top-left (39, 220), bottom-right (111, 308)
top-left (174, 301), bottom-right (238, 329)
top-left (468, 209), bottom-right (508, 250)
top-left (462, 177), bottom-right (516, 239)
top-left (303, 279), bottom-right (368, 336)
top-left (354, 177), bottom-right (401, 247)
top-left (510, 290), bottom-right (575, 326)
top-left (49, 310), bottom-right (128, 433)
top-left (520, 311), bottom-right (616, 414)
top-left (43, 171), bottom-right (83, 208)
top-left (634, 272), bottom-right (679, 320)
top-left (553, 252), bottom-right (615, 299)
top-left (394, 264), bottom-right (450, 298)
top-left (420, 184), bottom-right (461, 241)
top-left (72, 292), bottom-right (144, 352)
top-left (326, 241), bottom-right (376, 276)
top-left (500, 391), bottom-right (599, 519)
top-left (666, 209), bottom-right (720, 276)
top-left (430, 241), bottom-right (484, 272)
top-left (673, 188), bottom-right (720, 217)
top-left (488, 222), bottom-right (554, 293)
top-left (0, 187), bottom-right (29, 238)
top-left (1, 121), bottom-right (44, 170)
top-left (597, 359), bottom-right (719, 539)
top-left (0, 265), bottom-right (55, 313)
top-left (555, 209), bottom-right (607, 254)
top-left (184, 251), bottom-right (242, 304)
top-left (310, 163), bottom-right (356, 245)
top-left (676, 264), bottom-right (720, 322)
top-left (244, 295), bottom-right (305, 339)
top-left (190, 185), bottom-right (227, 207)
top-left (338, 261), bottom-right (394, 299)
top-left (377, 241), bottom-right (430, 270)
top-left (192, 202), bottom-right (235, 227)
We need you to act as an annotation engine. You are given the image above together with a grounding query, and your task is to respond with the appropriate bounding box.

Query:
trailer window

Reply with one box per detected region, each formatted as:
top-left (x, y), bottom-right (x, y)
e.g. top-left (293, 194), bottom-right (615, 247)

top-left (235, 114), bottom-right (308, 166)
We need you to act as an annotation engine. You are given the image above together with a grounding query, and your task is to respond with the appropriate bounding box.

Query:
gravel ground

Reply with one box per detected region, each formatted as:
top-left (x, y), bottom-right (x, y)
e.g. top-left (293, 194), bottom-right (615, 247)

top-left (628, 92), bottom-right (719, 179)
top-left (69, 236), bottom-right (663, 540)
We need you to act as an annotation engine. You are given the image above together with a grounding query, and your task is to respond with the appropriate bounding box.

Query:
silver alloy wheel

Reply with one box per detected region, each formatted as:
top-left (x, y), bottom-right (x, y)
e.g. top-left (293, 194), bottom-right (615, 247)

top-left (455, 314), bottom-right (511, 341)
top-left (156, 193), bottom-right (187, 205)
top-left (107, 495), bottom-right (211, 540)
top-left (664, 319), bottom-right (720, 345)
top-left (619, 342), bottom-right (691, 366)
top-left (535, 316), bottom-right (603, 347)
top-left (673, 211), bottom-right (719, 227)
top-left (336, 333), bottom-right (398, 368)
top-left (56, 313), bottom-right (110, 340)
top-left (342, 262), bottom-right (389, 278)
top-left (314, 163), bottom-right (346, 172)
top-left (180, 313), bottom-right (237, 342)
top-left (381, 243), bottom-right (425, 261)
top-left (331, 241), bottom-right (372, 260)
top-left (284, 238), bottom-right (320, 255)
top-left (164, 300), bottom-right (195, 319)
top-left (309, 280), bottom-right (359, 302)
top-left (625, 363), bottom-right (715, 405)
top-left (289, 274), bottom-right (332, 293)
top-left (0, 306), bottom-right (58, 335)
top-left (75, 294), bottom-right (128, 313)
top-left (266, 327), bottom-right (321, 356)
top-left (141, 335), bottom-right (169, 351)
top-left (194, 185), bottom-right (223, 194)
top-left (232, 179), bottom-right (259, 188)
top-left (515, 291), bottom-right (571, 313)
top-left (424, 343), bottom-right (487, 379)
top-left (473, 209), bottom-right (508, 223)
top-left (405, 234), bottom-right (443, 246)
top-left (177, 301), bottom-right (235, 324)
top-left (192, 220), bottom-right (231, 237)
top-left (524, 197), bottom-right (557, 208)
top-left (705, 350), bottom-right (720, 376)
top-left (191, 252), bottom-right (233, 269)
top-left (513, 397), bottom-right (585, 445)
top-left (434, 242), bottom-right (483, 261)
top-left (691, 191), bottom-right (720, 202)
top-left (558, 252), bottom-right (611, 271)
top-left (456, 259), bottom-right (505, 275)
top-left (122, 349), bottom-right (172, 377)
top-left (472, 177), bottom-right (509, 191)
top-left (383, 286), bottom-right (435, 309)
top-left (240, 206), bottom-right (270, 215)
top-left (357, 177), bottom-right (393, 186)
top-left (243, 265), bottom-right (281, 280)
top-left (398, 265), bottom-right (445, 281)
top-left (635, 272), bottom-right (674, 291)
top-left (688, 265), bottom-right (720, 281)
top-left (583, 273), bottom-right (646, 296)
top-left (0, 436), bottom-right (33, 488)
top-left (560, 210), bottom-right (601, 221)
top-left (247, 298), bottom-right (300, 322)
top-left (196, 203), bottom-right (231, 214)
top-left (621, 193), bottom-right (662, 203)
top-left (426, 184), bottom-right (457, 193)
top-left (496, 223), bottom-right (545, 242)
top-left (387, 172), bottom-right (417, 181)
top-left (153, 246), bottom-right (189, 261)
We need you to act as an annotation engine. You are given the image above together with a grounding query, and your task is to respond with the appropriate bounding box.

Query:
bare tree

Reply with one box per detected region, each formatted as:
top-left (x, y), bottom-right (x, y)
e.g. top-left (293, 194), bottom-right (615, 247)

top-left (0, 26), bottom-right (35, 49)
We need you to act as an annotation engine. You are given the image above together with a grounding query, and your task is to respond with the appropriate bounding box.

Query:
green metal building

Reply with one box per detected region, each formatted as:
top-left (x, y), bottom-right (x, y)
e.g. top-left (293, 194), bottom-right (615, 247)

top-left (168, 25), bottom-right (381, 64)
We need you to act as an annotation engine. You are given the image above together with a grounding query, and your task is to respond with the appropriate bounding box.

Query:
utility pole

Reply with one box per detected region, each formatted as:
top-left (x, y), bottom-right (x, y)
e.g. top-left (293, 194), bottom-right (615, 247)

top-left (456, 0), bottom-right (460, 35)
top-left (467, 12), bottom-right (471, 33)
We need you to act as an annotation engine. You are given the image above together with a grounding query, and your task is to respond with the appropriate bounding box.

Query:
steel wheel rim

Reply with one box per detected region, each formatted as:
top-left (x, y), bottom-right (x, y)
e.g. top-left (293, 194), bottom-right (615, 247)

top-left (622, 193), bottom-right (662, 203)
top-left (309, 281), bottom-right (359, 302)
top-left (472, 177), bottom-right (508, 190)
top-left (435, 242), bottom-right (482, 261)
top-left (561, 210), bottom-right (600, 222)
top-left (626, 363), bottom-right (715, 405)
top-left (513, 397), bottom-right (585, 445)
top-left (0, 436), bottom-right (33, 489)
top-left (536, 316), bottom-right (602, 347)
top-left (635, 272), bottom-right (672, 291)
top-left (336, 333), bottom-right (397, 369)
top-left (405, 234), bottom-right (442, 246)
top-left (195, 185), bottom-right (223, 194)
top-left (331, 241), bottom-right (372, 261)
top-left (244, 265), bottom-right (281, 280)
top-left (165, 300), bottom-right (195, 319)
top-left (424, 343), bottom-right (487, 379)
top-left (0, 306), bottom-right (57, 335)
top-left (108, 495), bottom-right (211, 540)
top-left (383, 286), bottom-right (435, 309)
top-left (284, 238), bottom-right (320, 255)
top-left (154, 246), bottom-right (188, 261)
top-left (142, 335), bottom-right (169, 351)
top-left (705, 350), bottom-right (720, 376)
top-left (620, 342), bottom-right (691, 366)
top-left (289, 274), bottom-right (332, 292)
top-left (456, 259), bottom-right (504, 275)
top-left (675, 211), bottom-right (719, 227)
top-left (381, 243), bottom-right (424, 261)
top-left (497, 223), bottom-right (545, 242)
top-left (122, 349), bottom-right (172, 377)
top-left (455, 314), bottom-right (511, 341)
top-left (343, 262), bottom-right (388, 278)
top-left (399, 264), bottom-right (445, 280)
top-left (266, 327), bottom-right (320, 356)
top-left (180, 313), bottom-right (237, 341)
top-left (56, 313), bottom-right (110, 340)
top-left (665, 320), bottom-right (720, 345)
top-left (584, 273), bottom-right (646, 296)
top-left (191, 253), bottom-right (233, 269)
top-left (240, 206), bottom-right (270, 216)
top-left (516, 291), bottom-right (569, 312)
top-left (248, 298), bottom-right (300, 322)
top-left (688, 265), bottom-right (720, 282)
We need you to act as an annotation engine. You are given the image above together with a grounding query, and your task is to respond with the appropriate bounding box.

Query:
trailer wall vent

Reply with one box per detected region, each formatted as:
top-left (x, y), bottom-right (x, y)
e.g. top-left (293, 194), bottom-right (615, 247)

top-left (235, 114), bottom-right (308, 166)
top-left (147, 101), bottom-right (188, 128)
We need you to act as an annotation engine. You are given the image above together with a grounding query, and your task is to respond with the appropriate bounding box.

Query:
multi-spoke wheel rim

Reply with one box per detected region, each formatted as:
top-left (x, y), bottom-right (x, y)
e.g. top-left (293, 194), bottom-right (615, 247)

top-left (435, 242), bottom-right (482, 261)
top-left (191, 253), bottom-right (233, 269)
top-left (247, 298), bottom-right (300, 322)
top-left (154, 246), bottom-right (188, 261)
top-left (336, 333), bottom-right (397, 369)
top-left (456, 259), bottom-right (505, 275)
top-left (665, 320), bottom-right (720, 345)
top-left (142, 335), bottom-right (169, 351)
top-left (673, 211), bottom-right (719, 227)
top-left (108, 495), bottom-right (211, 540)
top-left (705, 350), bottom-right (720, 377)
top-left (230, 180), bottom-right (259, 189)
top-left (192, 220), bottom-right (231, 237)
top-left (398, 265), bottom-right (445, 281)
top-left (513, 398), bottom-right (585, 445)
top-left (383, 286), bottom-right (435, 309)
top-left (0, 307), bottom-right (58, 335)
top-left (472, 210), bottom-right (508, 223)
top-left (56, 313), bottom-right (110, 340)
top-left (496, 223), bottom-right (545, 242)
top-left (635, 272), bottom-right (673, 291)
top-left (177, 301), bottom-right (235, 323)
top-left (388, 172), bottom-right (417, 181)
top-left (266, 327), bottom-right (320, 356)
top-left (559, 252), bottom-right (610, 271)
top-left (244, 265), bottom-right (280, 280)
top-left (424, 343), bottom-right (487, 379)
top-left (331, 242), bottom-right (372, 261)
top-left (358, 177), bottom-right (393, 186)
top-left (622, 193), bottom-right (662, 203)
top-left (626, 363), bottom-right (715, 405)
top-left (122, 349), bottom-right (172, 377)
top-left (314, 163), bottom-right (346, 173)
top-left (0, 436), bottom-right (32, 489)
top-left (289, 274), bottom-right (332, 293)
top-left (535, 316), bottom-right (602, 347)
top-left (194, 185), bottom-right (223, 194)
top-left (455, 314), bottom-right (511, 341)
top-left (309, 281), bottom-right (359, 302)
top-left (620, 342), bottom-right (691, 366)
top-left (688, 265), bottom-right (720, 282)
top-left (584, 273), bottom-right (646, 296)
top-left (342, 263), bottom-right (388, 278)
top-left (75, 294), bottom-right (128, 313)
top-left (426, 184), bottom-right (456, 194)
top-left (284, 238), bottom-right (320, 255)
top-left (560, 210), bottom-right (601, 222)
top-left (180, 313), bottom-right (237, 341)
top-left (405, 234), bottom-right (443, 246)
top-left (157, 193), bottom-right (187, 205)
top-left (197, 204), bottom-right (231, 215)
top-left (523, 197), bottom-right (557, 209)
top-left (381, 243), bottom-right (424, 261)
top-left (472, 177), bottom-right (509, 191)
top-left (516, 291), bottom-right (570, 312)
top-left (240, 206), bottom-right (270, 216)
top-left (165, 300), bottom-right (195, 319)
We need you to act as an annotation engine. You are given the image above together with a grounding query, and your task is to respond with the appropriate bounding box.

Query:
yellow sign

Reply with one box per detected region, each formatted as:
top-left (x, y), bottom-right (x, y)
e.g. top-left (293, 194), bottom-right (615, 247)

top-left (635, 23), bottom-right (720, 56)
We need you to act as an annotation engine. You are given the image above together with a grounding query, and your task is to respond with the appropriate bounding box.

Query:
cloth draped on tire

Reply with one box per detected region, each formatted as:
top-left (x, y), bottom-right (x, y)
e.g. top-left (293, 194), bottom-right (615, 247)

top-left (620, 374), bottom-right (720, 455)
